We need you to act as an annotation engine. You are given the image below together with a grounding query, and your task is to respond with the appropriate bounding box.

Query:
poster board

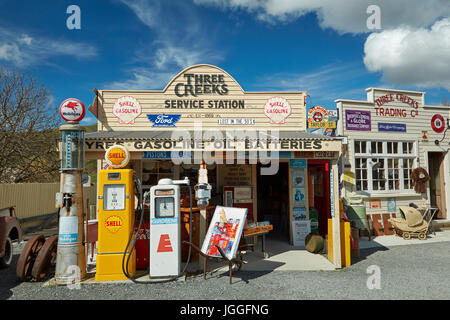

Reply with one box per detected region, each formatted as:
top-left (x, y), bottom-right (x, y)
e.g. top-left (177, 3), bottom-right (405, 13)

top-left (201, 206), bottom-right (247, 260)
top-left (292, 220), bottom-right (311, 246)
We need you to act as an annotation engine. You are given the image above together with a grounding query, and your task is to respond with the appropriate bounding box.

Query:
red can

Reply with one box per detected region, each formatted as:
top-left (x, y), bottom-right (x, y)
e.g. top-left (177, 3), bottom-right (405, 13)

top-left (134, 221), bottom-right (150, 270)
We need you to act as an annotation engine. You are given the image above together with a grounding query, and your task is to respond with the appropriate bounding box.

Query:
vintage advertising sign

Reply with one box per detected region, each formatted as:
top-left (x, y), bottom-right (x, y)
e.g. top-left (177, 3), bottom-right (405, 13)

top-left (290, 159), bottom-right (307, 169)
top-left (112, 96), bottom-right (142, 124)
top-left (59, 98), bottom-right (86, 122)
top-left (292, 220), bottom-right (311, 246)
top-left (201, 206), bottom-right (247, 260)
top-left (147, 114), bottom-right (181, 127)
top-left (293, 206), bottom-right (307, 221)
top-left (378, 122), bottom-right (407, 132)
top-left (431, 114), bottom-right (446, 133)
top-left (264, 97), bottom-right (292, 124)
top-left (308, 106), bottom-right (329, 123)
top-left (307, 106), bottom-right (336, 128)
top-left (105, 145), bottom-right (130, 169)
top-left (345, 110), bottom-right (371, 131)
top-left (370, 199), bottom-right (381, 209)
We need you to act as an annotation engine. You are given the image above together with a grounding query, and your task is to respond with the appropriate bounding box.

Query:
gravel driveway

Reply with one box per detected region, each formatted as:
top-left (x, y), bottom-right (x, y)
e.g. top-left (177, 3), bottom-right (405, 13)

top-left (1, 240), bottom-right (449, 301)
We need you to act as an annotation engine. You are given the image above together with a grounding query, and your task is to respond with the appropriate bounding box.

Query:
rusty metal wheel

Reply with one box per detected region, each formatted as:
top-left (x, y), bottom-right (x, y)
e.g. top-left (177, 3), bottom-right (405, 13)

top-left (31, 235), bottom-right (58, 281)
top-left (16, 234), bottom-right (45, 281)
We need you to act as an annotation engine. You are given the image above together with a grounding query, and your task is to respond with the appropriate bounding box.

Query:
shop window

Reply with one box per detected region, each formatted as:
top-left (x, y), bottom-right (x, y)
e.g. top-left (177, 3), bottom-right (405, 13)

top-left (354, 140), bottom-right (416, 193)
top-left (142, 160), bottom-right (174, 187)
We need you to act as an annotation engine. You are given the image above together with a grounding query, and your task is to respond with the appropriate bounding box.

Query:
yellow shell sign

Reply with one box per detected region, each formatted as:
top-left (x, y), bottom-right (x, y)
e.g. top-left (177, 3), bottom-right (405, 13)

top-left (105, 145), bottom-right (130, 169)
top-left (105, 215), bottom-right (123, 233)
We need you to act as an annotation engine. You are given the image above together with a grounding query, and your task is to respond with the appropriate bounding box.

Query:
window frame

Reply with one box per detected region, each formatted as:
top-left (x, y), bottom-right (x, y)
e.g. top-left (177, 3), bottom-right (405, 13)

top-left (353, 139), bottom-right (418, 194)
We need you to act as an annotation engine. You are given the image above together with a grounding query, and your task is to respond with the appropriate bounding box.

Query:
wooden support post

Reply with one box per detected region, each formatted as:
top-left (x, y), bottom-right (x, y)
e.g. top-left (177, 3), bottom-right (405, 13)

top-left (331, 160), bottom-right (342, 268)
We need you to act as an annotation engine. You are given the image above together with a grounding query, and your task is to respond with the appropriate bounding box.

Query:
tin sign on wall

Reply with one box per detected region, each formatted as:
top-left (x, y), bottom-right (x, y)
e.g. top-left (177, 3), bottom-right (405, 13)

top-left (113, 96), bottom-right (142, 124)
top-left (378, 122), bottom-right (406, 132)
top-left (264, 97), bottom-right (292, 124)
top-left (147, 114), bottom-right (181, 127)
top-left (345, 110), bottom-right (371, 131)
top-left (59, 98), bottom-right (86, 122)
top-left (431, 114), bottom-right (446, 133)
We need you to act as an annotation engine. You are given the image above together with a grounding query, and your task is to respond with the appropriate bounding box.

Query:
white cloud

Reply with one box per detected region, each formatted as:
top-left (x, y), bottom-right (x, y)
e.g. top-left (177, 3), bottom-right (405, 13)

top-left (0, 27), bottom-right (97, 67)
top-left (194, 0), bottom-right (450, 34)
top-left (256, 63), bottom-right (369, 102)
top-left (108, 0), bottom-right (224, 90)
top-left (106, 68), bottom-right (175, 90)
top-left (363, 18), bottom-right (450, 90)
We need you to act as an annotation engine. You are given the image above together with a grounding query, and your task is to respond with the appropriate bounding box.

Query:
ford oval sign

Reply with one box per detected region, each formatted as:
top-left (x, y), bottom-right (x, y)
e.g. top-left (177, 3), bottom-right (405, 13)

top-left (59, 98), bottom-right (86, 122)
top-left (147, 114), bottom-right (181, 127)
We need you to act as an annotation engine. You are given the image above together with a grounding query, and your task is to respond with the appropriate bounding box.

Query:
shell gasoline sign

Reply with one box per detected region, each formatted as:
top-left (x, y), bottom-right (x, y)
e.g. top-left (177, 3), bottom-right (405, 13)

top-left (105, 145), bottom-right (130, 169)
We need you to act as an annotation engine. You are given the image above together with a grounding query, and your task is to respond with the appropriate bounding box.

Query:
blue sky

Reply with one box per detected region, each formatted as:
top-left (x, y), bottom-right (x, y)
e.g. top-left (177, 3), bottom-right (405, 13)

top-left (1, 0), bottom-right (449, 126)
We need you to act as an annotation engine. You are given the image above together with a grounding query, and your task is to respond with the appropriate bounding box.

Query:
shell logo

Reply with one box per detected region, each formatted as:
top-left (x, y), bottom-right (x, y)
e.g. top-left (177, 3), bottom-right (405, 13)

top-left (105, 215), bottom-right (123, 233)
top-left (105, 145), bottom-right (130, 169)
top-left (264, 97), bottom-right (292, 124)
top-left (112, 96), bottom-right (142, 124)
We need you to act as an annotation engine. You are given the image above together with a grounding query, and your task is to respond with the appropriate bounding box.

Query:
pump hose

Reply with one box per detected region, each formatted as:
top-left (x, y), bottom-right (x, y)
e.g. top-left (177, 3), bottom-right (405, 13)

top-left (121, 175), bottom-right (193, 283)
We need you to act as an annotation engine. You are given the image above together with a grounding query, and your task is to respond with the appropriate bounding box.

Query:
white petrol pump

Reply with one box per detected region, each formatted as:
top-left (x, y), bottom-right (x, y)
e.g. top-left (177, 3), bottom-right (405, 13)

top-left (149, 177), bottom-right (190, 278)
top-left (121, 161), bottom-right (212, 282)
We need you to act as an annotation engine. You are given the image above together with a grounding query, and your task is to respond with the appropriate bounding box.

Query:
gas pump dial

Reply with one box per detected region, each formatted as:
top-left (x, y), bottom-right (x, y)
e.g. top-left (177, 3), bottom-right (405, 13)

top-left (155, 197), bottom-right (175, 218)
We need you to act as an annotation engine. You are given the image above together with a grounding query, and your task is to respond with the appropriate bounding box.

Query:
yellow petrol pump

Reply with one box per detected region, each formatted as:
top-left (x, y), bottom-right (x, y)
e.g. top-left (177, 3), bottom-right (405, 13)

top-left (95, 145), bottom-right (136, 281)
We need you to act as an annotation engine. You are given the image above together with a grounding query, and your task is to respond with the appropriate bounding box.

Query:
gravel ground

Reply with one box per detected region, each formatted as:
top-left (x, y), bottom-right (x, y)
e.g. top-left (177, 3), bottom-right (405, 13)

top-left (1, 241), bottom-right (449, 300)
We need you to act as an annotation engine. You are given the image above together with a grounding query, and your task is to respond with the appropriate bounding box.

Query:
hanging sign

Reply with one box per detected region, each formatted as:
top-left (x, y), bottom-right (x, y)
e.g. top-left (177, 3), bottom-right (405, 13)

top-left (105, 145), bottom-right (130, 169)
top-left (431, 114), bottom-right (446, 133)
top-left (113, 96), bottom-right (142, 124)
top-left (59, 98), bottom-right (86, 122)
top-left (264, 97), bottom-right (292, 124)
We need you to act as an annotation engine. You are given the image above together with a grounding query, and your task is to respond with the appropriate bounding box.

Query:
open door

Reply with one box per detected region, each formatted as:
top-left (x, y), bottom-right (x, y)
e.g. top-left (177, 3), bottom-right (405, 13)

top-left (307, 160), bottom-right (331, 236)
top-left (428, 152), bottom-right (447, 219)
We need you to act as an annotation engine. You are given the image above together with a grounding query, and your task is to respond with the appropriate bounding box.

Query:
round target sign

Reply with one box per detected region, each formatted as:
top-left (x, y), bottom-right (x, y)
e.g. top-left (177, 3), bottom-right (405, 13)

top-left (59, 98), bottom-right (86, 122)
top-left (431, 114), bottom-right (445, 133)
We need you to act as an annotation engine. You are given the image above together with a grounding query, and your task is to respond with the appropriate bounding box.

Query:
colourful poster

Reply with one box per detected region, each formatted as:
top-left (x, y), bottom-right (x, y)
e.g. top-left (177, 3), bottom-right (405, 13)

top-left (293, 206), bottom-right (307, 221)
top-left (292, 220), bottom-right (311, 246)
top-left (292, 170), bottom-right (305, 188)
top-left (293, 188), bottom-right (306, 206)
top-left (201, 206), bottom-right (247, 260)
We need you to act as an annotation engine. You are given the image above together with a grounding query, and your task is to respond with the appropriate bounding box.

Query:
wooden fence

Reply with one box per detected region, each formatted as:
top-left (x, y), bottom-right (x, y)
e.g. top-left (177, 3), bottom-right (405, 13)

top-left (0, 183), bottom-right (97, 231)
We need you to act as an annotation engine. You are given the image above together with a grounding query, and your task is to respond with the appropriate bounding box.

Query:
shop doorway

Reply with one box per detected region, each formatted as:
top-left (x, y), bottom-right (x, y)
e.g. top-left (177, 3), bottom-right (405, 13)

top-left (307, 160), bottom-right (331, 236)
top-left (428, 152), bottom-right (447, 219)
top-left (257, 162), bottom-right (290, 241)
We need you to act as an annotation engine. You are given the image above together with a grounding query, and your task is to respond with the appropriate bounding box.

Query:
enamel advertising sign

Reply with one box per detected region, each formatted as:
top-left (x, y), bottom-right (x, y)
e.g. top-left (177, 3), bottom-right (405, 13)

top-left (431, 114), bottom-right (446, 133)
top-left (264, 97), bottom-right (292, 124)
top-left (345, 110), bottom-right (371, 131)
top-left (112, 96), bottom-right (142, 124)
top-left (59, 98), bottom-right (86, 122)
